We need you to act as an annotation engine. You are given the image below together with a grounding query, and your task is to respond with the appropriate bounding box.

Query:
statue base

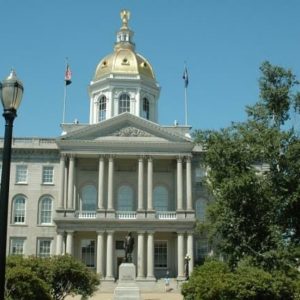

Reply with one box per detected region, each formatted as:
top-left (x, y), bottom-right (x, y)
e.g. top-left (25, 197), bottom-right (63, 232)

top-left (113, 263), bottom-right (142, 300)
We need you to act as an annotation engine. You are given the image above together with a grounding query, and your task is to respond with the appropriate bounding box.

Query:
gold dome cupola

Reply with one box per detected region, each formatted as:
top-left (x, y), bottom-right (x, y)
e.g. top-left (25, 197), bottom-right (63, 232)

top-left (89, 10), bottom-right (160, 124)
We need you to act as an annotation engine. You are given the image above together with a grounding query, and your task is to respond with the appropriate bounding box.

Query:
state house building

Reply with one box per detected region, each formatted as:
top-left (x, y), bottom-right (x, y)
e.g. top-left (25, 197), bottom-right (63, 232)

top-left (5, 10), bottom-right (210, 282)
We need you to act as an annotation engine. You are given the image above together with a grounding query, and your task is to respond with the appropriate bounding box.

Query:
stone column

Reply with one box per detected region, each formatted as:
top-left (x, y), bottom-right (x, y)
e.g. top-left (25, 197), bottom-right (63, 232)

top-left (58, 155), bottom-right (65, 209)
top-left (147, 157), bottom-right (153, 211)
top-left (107, 156), bottom-right (114, 211)
top-left (177, 157), bottom-right (183, 211)
top-left (106, 231), bottom-right (114, 280)
top-left (96, 231), bottom-right (105, 276)
top-left (137, 231), bottom-right (145, 279)
top-left (138, 157), bottom-right (144, 211)
top-left (186, 156), bottom-right (193, 210)
top-left (56, 232), bottom-right (63, 255)
top-left (67, 155), bottom-right (75, 210)
top-left (98, 156), bottom-right (105, 210)
top-left (177, 232), bottom-right (185, 279)
top-left (66, 231), bottom-right (74, 255)
top-left (146, 231), bottom-right (155, 280)
top-left (187, 232), bottom-right (194, 275)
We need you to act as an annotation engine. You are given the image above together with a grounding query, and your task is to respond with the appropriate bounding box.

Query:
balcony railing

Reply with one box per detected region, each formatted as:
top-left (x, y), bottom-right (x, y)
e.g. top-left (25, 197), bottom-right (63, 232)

top-left (155, 211), bottom-right (177, 220)
top-left (75, 211), bottom-right (97, 219)
top-left (115, 211), bottom-right (137, 219)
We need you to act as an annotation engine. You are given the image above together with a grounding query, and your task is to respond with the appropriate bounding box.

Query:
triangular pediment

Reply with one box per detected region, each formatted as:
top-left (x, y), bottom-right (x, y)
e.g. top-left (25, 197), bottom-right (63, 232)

top-left (59, 113), bottom-right (192, 143)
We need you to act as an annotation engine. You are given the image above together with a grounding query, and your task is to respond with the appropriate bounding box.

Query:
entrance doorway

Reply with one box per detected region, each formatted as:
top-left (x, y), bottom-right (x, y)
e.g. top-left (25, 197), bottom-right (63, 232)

top-left (116, 257), bottom-right (124, 279)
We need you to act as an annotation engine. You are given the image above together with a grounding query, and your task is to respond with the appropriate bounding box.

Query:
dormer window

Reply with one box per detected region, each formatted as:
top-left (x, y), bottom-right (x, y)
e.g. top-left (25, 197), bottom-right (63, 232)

top-left (119, 93), bottom-right (130, 114)
top-left (98, 96), bottom-right (107, 122)
top-left (142, 97), bottom-right (150, 120)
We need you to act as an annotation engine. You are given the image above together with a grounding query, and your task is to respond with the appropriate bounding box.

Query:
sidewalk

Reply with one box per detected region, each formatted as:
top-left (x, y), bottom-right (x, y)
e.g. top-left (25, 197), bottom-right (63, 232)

top-left (67, 291), bottom-right (183, 300)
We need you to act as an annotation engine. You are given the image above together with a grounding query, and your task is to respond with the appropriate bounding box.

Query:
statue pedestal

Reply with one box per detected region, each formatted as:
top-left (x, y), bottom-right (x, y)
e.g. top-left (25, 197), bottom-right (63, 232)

top-left (113, 263), bottom-right (142, 300)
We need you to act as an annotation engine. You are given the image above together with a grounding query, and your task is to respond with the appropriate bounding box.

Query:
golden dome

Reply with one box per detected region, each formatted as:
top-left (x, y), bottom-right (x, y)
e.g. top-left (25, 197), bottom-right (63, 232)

top-left (93, 10), bottom-right (156, 81)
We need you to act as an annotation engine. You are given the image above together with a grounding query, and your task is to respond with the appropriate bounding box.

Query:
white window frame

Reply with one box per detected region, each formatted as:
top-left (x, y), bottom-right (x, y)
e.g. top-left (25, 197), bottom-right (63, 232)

top-left (81, 185), bottom-right (97, 212)
top-left (37, 239), bottom-right (52, 257)
top-left (117, 185), bottom-right (134, 211)
top-left (12, 195), bottom-right (26, 224)
top-left (154, 240), bottom-right (168, 269)
top-left (42, 166), bottom-right (54, 184)
top-left (142, 97), bottom-right (150, 119)
top-left (153, 186), bottom-right (169, 211)
top-left (10, 237), bottom-right (25, 255)
top-left (118, 93), bottom-right (130, 114)
top-left (16, 165), bottom-right (28, 184)
top-left (39, 196), bottom-right (53, 225)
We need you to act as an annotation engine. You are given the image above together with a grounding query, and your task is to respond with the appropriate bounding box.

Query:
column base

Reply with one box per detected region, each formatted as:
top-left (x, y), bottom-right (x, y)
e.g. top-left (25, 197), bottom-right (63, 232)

top-left (176, 275), bottom-right (186, 281)
top-left (176, 210), bottom-right (186, 219)
top-left (145, 276), bottom-right (156, 282)
top-left (185, 210), bottom-right (195, 219)
top-left (137, 210), bottom-right (146, 219)
top-left (106, 209), bottom-right (115, 218)
top-left (146, 210), bottom-right (156, 219)
top-left (104, 276), bottom-right (115, 282)
top-left (136, 276), bottom-right (146, 281)
top-left (97, 208), bottom-right (106, 218)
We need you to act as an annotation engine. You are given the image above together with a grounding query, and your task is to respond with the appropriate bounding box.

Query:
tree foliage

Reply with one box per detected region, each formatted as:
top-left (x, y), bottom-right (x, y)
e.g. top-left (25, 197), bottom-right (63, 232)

top-left (194, 61), bottom-right (300, 270)
top-left (5, 255), bottom-right (100, 300)
top-left (182, 260), bottom-right (300, 300)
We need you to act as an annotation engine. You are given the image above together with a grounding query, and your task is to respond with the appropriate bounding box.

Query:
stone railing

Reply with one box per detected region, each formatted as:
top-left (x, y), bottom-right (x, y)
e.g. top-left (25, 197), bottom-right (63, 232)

top-left (155, 211), bottom-right (177, 220)
top-left (115, 211), bottom-right (137, 219)
top-left (75, 211), bottom-right (97, 219)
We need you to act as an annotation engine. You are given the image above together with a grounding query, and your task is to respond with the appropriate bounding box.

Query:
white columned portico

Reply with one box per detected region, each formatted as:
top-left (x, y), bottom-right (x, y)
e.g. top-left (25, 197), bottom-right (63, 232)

top-left (66, 231), bottom-right (74, 255)
top-left (146, 231), bottom-right (155, 280)
top-left (186, 156), bottom-right (193, 210)
top-left (137, 231), bottom-right (145, 279)
top-left (187, 232), bottom-right (194, 276)
top-left (98, 156), bottom-right (105, 210)
top-left (177, 157), bottom-right (183, 211)
top-left (147, 157), bottom-right (153, 211)
top-left (177, 232), bottom-right (185, 280)
top-left (56, 232), bottom-right (63, 255)
top-left (107, 156), bottom-right (114, 211)
top-left (67, 155), bottom-right (75, 210)
top-left (58, 155), bottom-right (65, 209)
top-left (96, 231), bottom-right (105, 276)
top-left (138, 157), bottom-right (144, 211)
top-left (105, 231), bottom-right (114, 281)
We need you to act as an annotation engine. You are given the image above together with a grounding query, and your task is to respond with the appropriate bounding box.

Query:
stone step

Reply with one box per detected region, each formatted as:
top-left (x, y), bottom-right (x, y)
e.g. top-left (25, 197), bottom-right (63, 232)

top-left (98, 279), bottom-right (182, 293)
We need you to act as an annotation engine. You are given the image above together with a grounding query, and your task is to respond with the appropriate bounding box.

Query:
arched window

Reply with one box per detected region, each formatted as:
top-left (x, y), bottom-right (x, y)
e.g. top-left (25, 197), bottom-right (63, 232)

top-left (142, 97), bottom-right (150, 120)
top-left (13, 195), bottom-right (26, 224)
top-left (118, 93), bottom-right (130, 114)
top-left (98, 95), bottom-right (107, 122)
top-left (153, 186), bottom-right (169, 211)
top-left (39, 196), bottom-right (52, 224)
top-left (117, 185), bottom-right (134, 211)
top-left (81, 185), bottom-right (97, 211)
top-left (196, 198), bottom-right (207, 221)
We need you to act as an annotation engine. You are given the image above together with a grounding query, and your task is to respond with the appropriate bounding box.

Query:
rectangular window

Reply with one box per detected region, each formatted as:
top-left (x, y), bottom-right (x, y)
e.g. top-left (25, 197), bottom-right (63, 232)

top-left (38, 239), bottom-right (52, 257)
top-left (196, 238), bottom-right (209, 264)
top-left (81, 239), bottom-right (95, 268)
top-left (10, 238), bottom-right (25, 255)
top-left (116, 240), bottom-right (124, 250)
top-left (154, 241), bottom-right (167, 268)
top-left (42, 166), bottom-right (54, 184)
top-left (16, 165), bottom-right (28, 184)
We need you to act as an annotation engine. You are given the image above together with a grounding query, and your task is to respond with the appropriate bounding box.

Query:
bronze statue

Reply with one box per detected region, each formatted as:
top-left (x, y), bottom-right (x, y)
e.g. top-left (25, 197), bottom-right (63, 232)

top-left (124, 232), bottom-right (134, 262)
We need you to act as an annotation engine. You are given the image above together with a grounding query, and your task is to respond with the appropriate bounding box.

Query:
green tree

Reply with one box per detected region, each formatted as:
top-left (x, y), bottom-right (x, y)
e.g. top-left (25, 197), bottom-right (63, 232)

top-left (194, 61), bottom-right (300, 270)
top-left (5, 255), bottom-right (100, 300)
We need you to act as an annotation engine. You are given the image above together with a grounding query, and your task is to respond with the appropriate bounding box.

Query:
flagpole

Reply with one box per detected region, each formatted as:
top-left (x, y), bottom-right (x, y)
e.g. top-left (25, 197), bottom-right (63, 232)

top-left (185, 85), bottom-right (188, 126)
top-left (62, 82), bottom-right (67, 124)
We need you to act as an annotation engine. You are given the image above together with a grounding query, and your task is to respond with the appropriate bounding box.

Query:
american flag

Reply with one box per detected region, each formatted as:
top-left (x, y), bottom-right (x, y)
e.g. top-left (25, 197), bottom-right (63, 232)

top-left (183, 67), bottom-right (189, 88)
top-left (65, 64), bottom-right (72, 86)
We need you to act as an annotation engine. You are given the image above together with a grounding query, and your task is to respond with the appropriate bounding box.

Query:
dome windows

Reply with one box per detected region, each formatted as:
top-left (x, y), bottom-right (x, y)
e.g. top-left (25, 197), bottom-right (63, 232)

top-left (142, 97), bottom-right (150, 120)
top-left (98, 95), bottom-right (107, 122)
top-left (118, 93), bottom-right (130, 114)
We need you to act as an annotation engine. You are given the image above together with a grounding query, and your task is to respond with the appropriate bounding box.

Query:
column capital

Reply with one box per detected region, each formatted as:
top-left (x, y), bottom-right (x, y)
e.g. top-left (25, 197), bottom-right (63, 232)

top-left (137, 230), bottom-right (146, 235)
top-left (177, 155), bottom-right (184, 162)
top-left (147, 230), bottom-right (155, 235)
top-left (106, 230), bottom-right (115, 234)
top-left (98, 155), bottom-right (105, 161)
top-left (68, 154), bottom-right (76, 159)
top-left (96, 230), bottom-right (105, 235)
top-left (147, 155), bottom-right (153, 162)
top-left (185, 155), bottom-right (192, 162)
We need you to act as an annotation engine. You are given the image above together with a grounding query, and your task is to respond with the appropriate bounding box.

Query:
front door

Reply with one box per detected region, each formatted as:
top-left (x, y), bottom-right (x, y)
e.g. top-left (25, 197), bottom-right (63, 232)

top-left (81, 239), bottom-right (95, 268)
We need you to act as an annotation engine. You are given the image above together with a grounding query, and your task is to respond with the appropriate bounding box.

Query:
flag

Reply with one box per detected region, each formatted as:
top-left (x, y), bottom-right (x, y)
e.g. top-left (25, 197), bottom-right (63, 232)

top-left (183, 66), bottom-right (189, 88)
top-left (65, 64), bottom-right (72, 85)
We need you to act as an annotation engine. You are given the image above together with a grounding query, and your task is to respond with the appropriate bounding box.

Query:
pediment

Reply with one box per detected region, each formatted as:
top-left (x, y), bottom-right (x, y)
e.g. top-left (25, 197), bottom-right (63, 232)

top-left (59, 113), bottom-right (192, 143)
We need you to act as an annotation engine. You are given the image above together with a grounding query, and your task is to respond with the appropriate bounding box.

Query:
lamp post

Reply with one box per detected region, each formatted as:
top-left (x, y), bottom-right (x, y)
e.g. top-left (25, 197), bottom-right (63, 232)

top-left (184, 254), bottom-right (191, 280)
top-left (0, 70), bottom-right (24, 299)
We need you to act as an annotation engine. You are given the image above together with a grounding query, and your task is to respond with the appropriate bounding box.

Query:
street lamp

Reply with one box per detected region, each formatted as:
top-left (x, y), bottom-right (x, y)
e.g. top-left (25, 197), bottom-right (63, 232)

top-left (0, 70), bottom-right (24, 299)
top-left (184, 254), bottom-right (191, 280)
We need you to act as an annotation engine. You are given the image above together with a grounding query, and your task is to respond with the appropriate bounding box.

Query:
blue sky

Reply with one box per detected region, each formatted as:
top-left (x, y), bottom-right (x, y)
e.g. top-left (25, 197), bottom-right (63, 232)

top-left (1, 0), bottom-right (300, 137)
